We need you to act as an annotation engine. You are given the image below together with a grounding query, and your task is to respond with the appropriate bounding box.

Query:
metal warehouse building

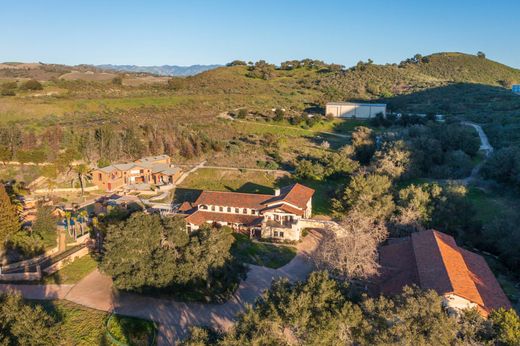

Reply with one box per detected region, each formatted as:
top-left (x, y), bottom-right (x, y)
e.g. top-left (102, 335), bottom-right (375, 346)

top-left (326, 102), bottom-right (386, 119)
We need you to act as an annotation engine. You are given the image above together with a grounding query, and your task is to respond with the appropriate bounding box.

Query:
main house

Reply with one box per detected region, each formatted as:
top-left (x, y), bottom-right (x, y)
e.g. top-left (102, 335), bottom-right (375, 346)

top-left (378, 230), bottom-right (511, 317)
top-left (179, 183), bottom-right (315, 241)
top-left (92, 155), bottom-right (182, 192)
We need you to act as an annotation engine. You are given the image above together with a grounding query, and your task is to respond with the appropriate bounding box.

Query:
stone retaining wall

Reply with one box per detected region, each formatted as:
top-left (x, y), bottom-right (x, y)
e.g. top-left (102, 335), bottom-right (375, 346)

top-left (0, 266), bottom-right (41, 281)
top-left (1, 245), bottom-right (59, 271)
top-left (43, 247), bottom-right (90, 276)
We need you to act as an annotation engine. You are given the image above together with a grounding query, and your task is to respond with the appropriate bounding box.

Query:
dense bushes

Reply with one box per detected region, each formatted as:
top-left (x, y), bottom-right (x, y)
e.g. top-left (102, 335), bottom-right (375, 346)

top-left (0, 293), bottom-right (60, 345)
top-left (182, 272), bottom-right (520, 346)
top-left (372, 123), bottom-right (480, 180)
top-left (481, 146), bottom-right (520, 189)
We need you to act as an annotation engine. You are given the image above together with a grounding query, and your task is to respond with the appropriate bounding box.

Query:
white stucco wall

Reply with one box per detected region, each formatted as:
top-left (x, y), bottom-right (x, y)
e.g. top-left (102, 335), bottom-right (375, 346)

top-left (326, 103), bottom-right (386, 119)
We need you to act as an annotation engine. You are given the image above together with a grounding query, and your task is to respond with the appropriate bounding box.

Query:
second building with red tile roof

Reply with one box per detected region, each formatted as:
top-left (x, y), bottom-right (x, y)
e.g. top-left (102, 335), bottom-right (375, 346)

top-left (378, 229), bottom-right (511, 317)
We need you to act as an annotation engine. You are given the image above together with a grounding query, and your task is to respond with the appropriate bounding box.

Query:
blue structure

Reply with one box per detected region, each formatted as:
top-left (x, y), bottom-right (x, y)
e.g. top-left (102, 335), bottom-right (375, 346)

top-left (513, 85), bottom-right (520, 94)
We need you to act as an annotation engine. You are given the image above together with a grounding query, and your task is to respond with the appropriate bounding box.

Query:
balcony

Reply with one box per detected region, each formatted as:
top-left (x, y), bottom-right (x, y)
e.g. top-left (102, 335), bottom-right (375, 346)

top-left (264, 219), bottom-right (296, 229)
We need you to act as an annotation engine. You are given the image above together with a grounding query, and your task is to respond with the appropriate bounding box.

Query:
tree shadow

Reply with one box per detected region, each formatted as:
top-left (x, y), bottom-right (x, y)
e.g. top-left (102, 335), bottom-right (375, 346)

top-left (172, 188), bottom-right (202, 203)
top-left (228, 182), bottom-right (274, 194)
top-left (375, 82), bottom-right (520, 120)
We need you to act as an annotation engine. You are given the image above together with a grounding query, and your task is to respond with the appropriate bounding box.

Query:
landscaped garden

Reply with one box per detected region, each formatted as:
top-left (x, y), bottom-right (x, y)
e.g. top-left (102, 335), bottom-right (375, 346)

top-left (43, 255), bottom-right (99, 284)
top-left (231, 233), bottom-right (296, 269)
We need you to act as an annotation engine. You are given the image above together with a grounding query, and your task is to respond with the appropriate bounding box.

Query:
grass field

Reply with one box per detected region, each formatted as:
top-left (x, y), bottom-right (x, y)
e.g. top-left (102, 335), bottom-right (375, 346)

top-left (43, 255), bottom-right (98, 284)
top-left (231, 233), bottom-right (296, 269)
top-left (465, 187), bottom-right (519, 223)
top-left (177, 168), bottom-right (280, 194)
top-left (35, 300), bottom-right (156, 346)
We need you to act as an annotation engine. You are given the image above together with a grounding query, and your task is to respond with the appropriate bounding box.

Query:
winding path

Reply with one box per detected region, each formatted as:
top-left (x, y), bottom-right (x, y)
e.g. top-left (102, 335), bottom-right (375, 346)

top-left (0, 231), bottom-right (321, 345)
top-left (458, 122), bottom-right (494, 185)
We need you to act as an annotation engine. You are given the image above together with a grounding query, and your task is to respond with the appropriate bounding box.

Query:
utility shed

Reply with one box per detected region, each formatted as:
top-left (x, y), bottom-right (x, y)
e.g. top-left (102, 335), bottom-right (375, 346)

top-left (326, 102), bottom-right (386, 119)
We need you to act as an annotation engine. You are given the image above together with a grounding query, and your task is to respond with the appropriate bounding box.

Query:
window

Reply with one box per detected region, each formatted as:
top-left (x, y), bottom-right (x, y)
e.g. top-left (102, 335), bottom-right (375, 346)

top-left (235, 208), bottom-right (239, 213)
top-left (243, 208), bottom-right (248, 214)
top-left (211, 206), bottom-right (215, 211)
top-left (273, 231), bottom-right (284, 238)
top-left (98, 173), bottom-right (102, 180)
top-left (251, 210), bottom-right (256, 215)
top-left (219, 206), bottom-right (223, 212)
top-left (227, 207), bottom-right (231, 212)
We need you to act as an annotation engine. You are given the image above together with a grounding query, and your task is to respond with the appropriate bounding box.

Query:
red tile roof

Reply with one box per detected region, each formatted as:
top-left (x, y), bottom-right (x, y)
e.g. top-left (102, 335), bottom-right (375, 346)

top-left (178, 201), bottom-right (194, 212)
top-left (378, 239), bottom-right (419, 295)
top-left (192, 183), bottom-right (315, 212)
top-left (459, 248), bottom-right (512, 315)
top-left (262, 203), bottom-right (304, 216)
top-left (193, 191), bottom-right (272, 210)
top-left (185, 210), bottom-right (263, 227)
top-left (378, 230), bottom-right (511, 316)
top-left (267, 183), bottom-right (315, 209)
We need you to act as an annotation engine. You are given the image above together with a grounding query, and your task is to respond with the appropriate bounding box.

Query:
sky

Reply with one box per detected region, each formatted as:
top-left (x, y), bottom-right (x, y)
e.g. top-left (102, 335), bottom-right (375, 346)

top-left (1, 0), bottom-right (519, 68)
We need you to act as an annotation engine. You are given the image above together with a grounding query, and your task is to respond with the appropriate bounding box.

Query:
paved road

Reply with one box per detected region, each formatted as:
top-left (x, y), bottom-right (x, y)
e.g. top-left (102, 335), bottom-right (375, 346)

top-left (174, 161), bottom-right (207, 185)
top-left (0, 230), bottom-right (321, 345)
top-left (462, 122), bottom-right (493, 155)
top-left (457, 122), bottom-right (494, 185)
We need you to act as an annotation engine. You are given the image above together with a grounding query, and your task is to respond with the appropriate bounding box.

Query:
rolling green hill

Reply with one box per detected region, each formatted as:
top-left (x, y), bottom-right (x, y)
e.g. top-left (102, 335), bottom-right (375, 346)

top-left (0, 52), bottom-right (519, 164)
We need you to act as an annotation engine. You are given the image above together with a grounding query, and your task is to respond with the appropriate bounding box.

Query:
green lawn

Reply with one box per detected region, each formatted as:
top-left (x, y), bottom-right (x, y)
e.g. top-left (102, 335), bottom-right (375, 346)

top-left (35, 300), bottom-right (156, 346)
top-left (107, 315), bottom-right (157, 346)
top-left (231, 233), bottom-right (296, 269)
top-left (177, 168), bottom-right (336, 216)
top-left (465, 187), bottom-right (519, 224)
top-left (177, 168), bottom-right (279, 194)
top-left (43, 255), bottom-right (98, 284)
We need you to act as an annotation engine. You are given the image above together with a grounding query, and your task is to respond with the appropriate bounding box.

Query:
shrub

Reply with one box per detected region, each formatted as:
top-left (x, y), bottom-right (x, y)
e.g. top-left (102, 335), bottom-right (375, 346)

top-left (21, 79), bottom-right (43, 90)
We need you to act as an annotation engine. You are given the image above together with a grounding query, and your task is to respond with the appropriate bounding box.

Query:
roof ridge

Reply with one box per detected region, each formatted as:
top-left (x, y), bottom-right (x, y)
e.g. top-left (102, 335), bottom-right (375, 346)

top-left (411, 230), bottom-right (454, 292)
top-left (431, 231), bottom-right (484, 306)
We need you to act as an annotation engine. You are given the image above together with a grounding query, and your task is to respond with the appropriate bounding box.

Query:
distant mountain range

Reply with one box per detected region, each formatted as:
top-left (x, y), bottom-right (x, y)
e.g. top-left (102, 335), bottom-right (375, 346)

top-left (95, 64), bottom-right (221, 76)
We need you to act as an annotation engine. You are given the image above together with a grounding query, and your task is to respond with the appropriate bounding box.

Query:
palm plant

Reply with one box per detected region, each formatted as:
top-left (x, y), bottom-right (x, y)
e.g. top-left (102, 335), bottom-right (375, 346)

top-left (72, 164), bottom-right (91, 197)
top-left (78, 210), bottom-right (89, 236)
top-left (64, 211), bottom-right (72, 237)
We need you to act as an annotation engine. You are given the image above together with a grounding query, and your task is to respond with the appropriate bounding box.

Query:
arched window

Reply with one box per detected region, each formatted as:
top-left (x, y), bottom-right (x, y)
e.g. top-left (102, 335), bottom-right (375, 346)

top-left (243, 208), bottom-right (248, 214)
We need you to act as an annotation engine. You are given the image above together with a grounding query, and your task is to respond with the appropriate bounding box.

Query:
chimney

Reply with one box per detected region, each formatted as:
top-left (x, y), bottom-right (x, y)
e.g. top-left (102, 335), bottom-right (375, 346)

top-left (274, 188), bottom-right (280, 196)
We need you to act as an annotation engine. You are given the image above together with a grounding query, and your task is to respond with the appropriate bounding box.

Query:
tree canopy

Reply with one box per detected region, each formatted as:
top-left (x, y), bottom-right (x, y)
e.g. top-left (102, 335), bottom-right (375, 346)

top-left (182, 272), bottom-right (520, 346)
top-left (0, 183), bottom-right (20, 250)
top-left (101, 213), bottom-right (244, 301)
top-left (0, 293), bottom-right (60, 345)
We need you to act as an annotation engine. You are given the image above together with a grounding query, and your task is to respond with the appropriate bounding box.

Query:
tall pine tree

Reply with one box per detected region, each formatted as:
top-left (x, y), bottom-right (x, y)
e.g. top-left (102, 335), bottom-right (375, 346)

top-left (0, 184), bottom-right (20, 249)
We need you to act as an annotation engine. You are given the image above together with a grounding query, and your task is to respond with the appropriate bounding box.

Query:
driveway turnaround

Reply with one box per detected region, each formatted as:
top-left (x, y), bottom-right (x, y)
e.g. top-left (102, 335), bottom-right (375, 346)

top-left (0, 230), bottom-right (321, 345)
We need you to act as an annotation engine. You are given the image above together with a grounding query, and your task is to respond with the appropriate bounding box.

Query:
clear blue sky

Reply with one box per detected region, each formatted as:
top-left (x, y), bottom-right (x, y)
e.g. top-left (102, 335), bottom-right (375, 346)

top-left (1, 0), bottom-right (518, 68)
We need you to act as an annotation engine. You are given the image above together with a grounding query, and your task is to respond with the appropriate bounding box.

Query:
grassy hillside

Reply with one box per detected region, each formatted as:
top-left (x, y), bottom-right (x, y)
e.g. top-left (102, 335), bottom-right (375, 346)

top-left (0, 52), bottom-right (518, 166)
top-left (1, 52), bottom-right (519, 121)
